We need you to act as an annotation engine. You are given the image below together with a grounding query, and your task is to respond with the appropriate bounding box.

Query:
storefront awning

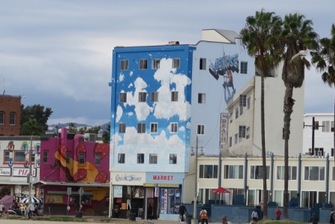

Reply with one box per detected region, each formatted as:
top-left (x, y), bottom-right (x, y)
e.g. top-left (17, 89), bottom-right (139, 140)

top-left (34, 181), bottom-right (109, 187)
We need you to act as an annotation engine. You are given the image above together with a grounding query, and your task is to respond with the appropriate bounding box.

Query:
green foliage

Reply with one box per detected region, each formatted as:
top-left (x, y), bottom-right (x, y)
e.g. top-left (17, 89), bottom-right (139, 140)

top-left (102, 124), bottom-right (110, 144)
top-left (20, 104), bottom-right (53, 136)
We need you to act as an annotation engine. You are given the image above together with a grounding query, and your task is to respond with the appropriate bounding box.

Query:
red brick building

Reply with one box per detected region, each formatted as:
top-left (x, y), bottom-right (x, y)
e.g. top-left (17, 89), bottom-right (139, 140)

top-left (0, 95), bottom-right (21, 136)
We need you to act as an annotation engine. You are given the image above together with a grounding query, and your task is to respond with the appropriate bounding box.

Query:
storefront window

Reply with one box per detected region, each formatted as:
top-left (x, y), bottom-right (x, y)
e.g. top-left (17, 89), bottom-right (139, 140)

top-left (159, 188), bottom-right (180, 214)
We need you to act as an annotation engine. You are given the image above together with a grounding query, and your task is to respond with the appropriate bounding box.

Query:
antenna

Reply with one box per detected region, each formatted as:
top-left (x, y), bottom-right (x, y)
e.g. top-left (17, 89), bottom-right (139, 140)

top-left (2, 79), bottom-right (5, 95)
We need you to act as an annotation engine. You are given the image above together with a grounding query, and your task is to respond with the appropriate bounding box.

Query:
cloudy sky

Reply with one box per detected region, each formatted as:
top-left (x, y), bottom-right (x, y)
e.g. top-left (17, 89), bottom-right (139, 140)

top-left (1, 0), bottom-right (334, 126)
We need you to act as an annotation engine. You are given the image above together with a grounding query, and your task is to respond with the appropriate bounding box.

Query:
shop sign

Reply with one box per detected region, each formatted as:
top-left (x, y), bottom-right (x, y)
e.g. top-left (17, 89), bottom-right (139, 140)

top-left (111, 172), bottom-right (145, 185)
top-left (0, 167), bottom-right (11, 176)
top-left (12, 167), bottom-right (36, 177)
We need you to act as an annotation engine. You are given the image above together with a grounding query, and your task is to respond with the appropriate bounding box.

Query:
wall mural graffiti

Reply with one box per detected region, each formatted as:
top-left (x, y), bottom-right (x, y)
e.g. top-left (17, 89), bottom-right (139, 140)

top-left (209, 53), bottom-right (239, 103)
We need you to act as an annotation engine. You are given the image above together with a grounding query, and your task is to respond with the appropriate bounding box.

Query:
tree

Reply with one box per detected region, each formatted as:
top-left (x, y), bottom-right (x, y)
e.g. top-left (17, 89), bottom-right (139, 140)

top-left (240, 9), bottom-right (283, 219)
top-left (102, 124), bottom-right (110, 144)
top-left (280, 13), bottom-right (319, 219)
top-left (311, 23), bottom-right (335, 170)
top-left (20, 104), bottom-right (53, 136)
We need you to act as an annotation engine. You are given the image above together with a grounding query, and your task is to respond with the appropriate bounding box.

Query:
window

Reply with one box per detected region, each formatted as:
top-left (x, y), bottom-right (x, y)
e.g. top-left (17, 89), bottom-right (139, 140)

top-left (9, 112), bottom-right (16, 125)
top-left (229, 112), bottom-right (233, 123)
top-left (14, 151), bottom-right (25, 162)
top-left (137, 123), bottom-right (146, 134)
top-left (119, 123), bottom-right (126, 133)
top-left (94, 153), bottom-right (101, 164)
top-left (139, 92), bottom-right (147, 102)
top-left (250, 165), bottom-right (270, 179)
top-left (151, 92), bottom-right (158, 102)
top-left (120, 92), bottom-right (127, 103)
top-left (172, 58), bottom-right (180, 69)
top-left (137, 153), bottom-right (144, 164)
top-left (235, 108), bottom-right (239, 119)
top-left (240, 61), bottom-right (248, 74)
top-left (4, 151), bottom-right (10, 162)
top-left (199, 58), bottom-right (206, 70)
top-left (234, 133), bottom-right (238, 144)
top-left (240, 106), bottom-right (243, 115)
top-left (118, 153), bottom-right (125, 163)
top-left (322, 121), bottom-right (330, 132)
top-left (171, 91), bottom-right (178, 102)
top-left (149, 154), bottom-right (157, 164)
top-left (0, 111), bottom-right (4, 125)
top-left (151, 123), bottom-right (158, 133)
top-left (198, 93), bottom-right (206, 104)
top-left (43, 151), bottom-right (48, 163)
top-left (140, 59), bottom-right (148, 69)
top-left (314, 121), bottom-right (319, 130)
top-left (199, 165), bottom-right (218, 178)
top-left (247, 97), bottom-right (251, 109)
top-left (239, 126), bottom-right (246, 138)
top-left (240, 95), bottom-right (246, 107)
top-left (152, 59), bottom-right (160, 69)
top-left (304, 166), bottom-right (325, 180)
top-left (197, 125), bottom-right (204, 135)
top-left (277, 166), bottom-right (297, 180)
top-left (79, 152), bottom-right (86, 164)
top-left (169, 154), bottom-right (177, 164)
top-left (229, 137), bottom-right (232, 147)
top-left (120, 60), bottom-right (128, 70)
top-left (224, 165), bottom-right (243, 179)
top-left (171, 123), bottom-right (178, 133)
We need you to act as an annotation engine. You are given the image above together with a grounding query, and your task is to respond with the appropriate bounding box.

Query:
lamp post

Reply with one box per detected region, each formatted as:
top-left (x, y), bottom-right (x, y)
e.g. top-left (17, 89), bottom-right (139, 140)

top-left (191, 136), bottom-right (203, 224)
top-left (29, 136), bottom-right (33, 203)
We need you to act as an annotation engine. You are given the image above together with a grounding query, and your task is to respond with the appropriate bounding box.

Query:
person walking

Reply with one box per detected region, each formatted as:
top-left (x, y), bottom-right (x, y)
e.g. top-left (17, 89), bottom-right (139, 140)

top-left (250, 208), bottom-right (258, 224)
top-left (199, 207), bottom-right (208, 224)
top-left (329, 210), bottom-right (335, 224)
top-left (179, 203), bottom-right (187, 222)
top-left (147, 203), bottom-right (153, 220)
top-left (275, 207), bottom-right (281, 220)
top-left (309, 212), bottom-right (318, 224)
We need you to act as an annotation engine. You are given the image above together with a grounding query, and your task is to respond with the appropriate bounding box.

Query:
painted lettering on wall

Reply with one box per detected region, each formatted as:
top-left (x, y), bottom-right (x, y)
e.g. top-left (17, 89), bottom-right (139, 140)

top-left (115, 174), bottom-right (142, 182)
top-left (152, 175), bottom-right (174, 181)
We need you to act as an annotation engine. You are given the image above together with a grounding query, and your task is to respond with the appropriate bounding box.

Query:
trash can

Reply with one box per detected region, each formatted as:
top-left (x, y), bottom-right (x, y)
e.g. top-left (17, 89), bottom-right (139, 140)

top-left (186, 214), bottom-right (193, 224)
top-left (129, 212), bottom-right (136, 221)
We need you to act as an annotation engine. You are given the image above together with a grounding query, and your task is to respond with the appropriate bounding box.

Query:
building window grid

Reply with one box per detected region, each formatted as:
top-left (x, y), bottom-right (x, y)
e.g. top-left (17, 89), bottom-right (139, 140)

top-left (95, 153), bottom-right (101, 164)
top-left (137, 153), bottom-right (144, 164)
top-left (139, 59), bottom-right (148, 70)
top-left (119, 123), bottom-right (126, 133)
top-left (304, 166), bottom-right (325, 181)
top-left (152, 59), bottom-right (160, 69)
top-left (239, 126), bottom-right (246, 138)
top-left (9, 112), bottom-right (16, 125)
top-left (197, 125), bottom-right (205, 135)
top-left (199, 58), bottom-right (206, 70)
top-left (120, 60), bottom-right (129, 70)
top-left (172, 58), bottom-right (180, 69)
top-left (171, 123), bottom-right (178, 133)
top-left (0, 111), bottom-right (4, 125)
top-left (169, 154), bottom-right (177, 164)
top-left (137, 123), bottom-right (146, 134)
top-left (151, 92), bottom-right (158, 102)
top-left (120, 93), bottom-right (127, 103)
top-left (199, 165), bottom-right (218, 178)
top-left (198, 93), bottom-right (206, 104)
top-left (224, 165), bottom-right (243, 179)
top-left (151, 123), bottom-right (158, 133)
top-left (240, 61), bottom-right (248, 74)
top-left (138, 92), bottom-right (147, 102)
top-left (277, 166), bottom-right (297, 180)
top-left (171, 91), bottom-right (178, 102)
top-left (79, 152), bottom-right (86, 164)
top-left (118, 153), bottom-right (125, 163)
top-left (250, 165), bottom-right (270, 179)
top-left (149, 154), bottom-right (158, 164)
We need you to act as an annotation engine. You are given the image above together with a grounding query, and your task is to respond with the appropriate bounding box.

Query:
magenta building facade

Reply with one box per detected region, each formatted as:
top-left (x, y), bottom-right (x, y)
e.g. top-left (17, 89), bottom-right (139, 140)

top-left (37, 128), bottom-right (110, 215)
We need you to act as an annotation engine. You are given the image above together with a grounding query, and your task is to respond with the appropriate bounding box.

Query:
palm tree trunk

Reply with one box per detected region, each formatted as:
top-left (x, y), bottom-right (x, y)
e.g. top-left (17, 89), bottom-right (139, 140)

top-left (261, 76), bottom-right (268, 219)
top-left (283, 86), bottom-right (294, 219)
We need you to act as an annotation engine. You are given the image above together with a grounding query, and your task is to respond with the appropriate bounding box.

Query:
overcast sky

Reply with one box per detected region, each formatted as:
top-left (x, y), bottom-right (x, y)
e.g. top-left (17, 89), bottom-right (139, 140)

top-left (1, 0), bottom-right (334, 126)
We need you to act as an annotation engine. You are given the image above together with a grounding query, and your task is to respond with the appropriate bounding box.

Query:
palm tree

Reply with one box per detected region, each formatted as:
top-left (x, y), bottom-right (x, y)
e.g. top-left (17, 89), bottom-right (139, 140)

top-left (281, 13), bottom-right (319, 219)
top-left (240, 9), bottom-right (282, 219)
top-left (312, 23), bottom-right (335, 171)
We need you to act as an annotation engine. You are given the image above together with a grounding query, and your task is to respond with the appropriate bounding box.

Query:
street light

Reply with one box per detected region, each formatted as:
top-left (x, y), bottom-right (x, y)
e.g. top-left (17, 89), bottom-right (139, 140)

top-left (190, 136), bottom-right (203, 224)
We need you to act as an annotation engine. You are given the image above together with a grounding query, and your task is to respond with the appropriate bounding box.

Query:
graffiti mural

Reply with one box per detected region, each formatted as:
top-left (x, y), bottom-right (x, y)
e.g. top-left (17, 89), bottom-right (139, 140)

top-left (209, 53), bottom-right (239, 103)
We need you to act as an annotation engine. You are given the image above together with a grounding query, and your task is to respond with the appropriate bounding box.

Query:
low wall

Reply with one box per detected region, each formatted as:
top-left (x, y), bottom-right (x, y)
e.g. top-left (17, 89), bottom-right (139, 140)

top-left (184, 204), bottom-right (333, 223)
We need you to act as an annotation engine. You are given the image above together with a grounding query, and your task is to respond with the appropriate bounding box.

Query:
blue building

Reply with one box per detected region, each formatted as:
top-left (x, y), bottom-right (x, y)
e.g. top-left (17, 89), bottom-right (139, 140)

top-left (109, 29), bottom-right (254, 220)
